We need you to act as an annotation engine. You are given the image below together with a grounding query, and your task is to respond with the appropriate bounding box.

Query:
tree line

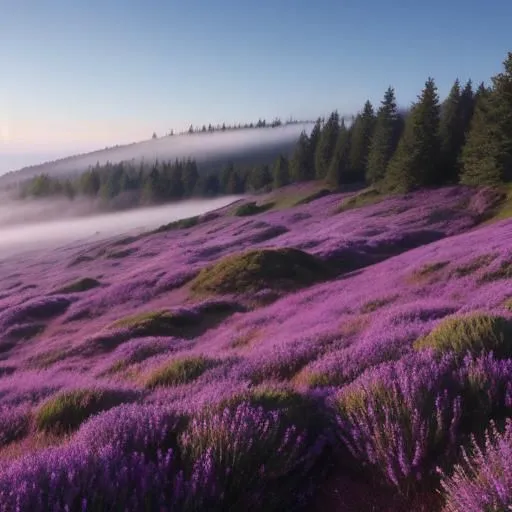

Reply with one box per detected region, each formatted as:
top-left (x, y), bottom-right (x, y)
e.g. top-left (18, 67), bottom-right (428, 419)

top-left (286, 51), bottom-right (511, 191)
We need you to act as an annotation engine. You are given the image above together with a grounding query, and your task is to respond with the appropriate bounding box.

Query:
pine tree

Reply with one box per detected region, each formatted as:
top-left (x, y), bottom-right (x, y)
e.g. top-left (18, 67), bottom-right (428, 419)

top-left (249, 164), bottom-right (273, 191)
top-left (460, 80), bottom-right (475, 138)
top-left (348, 100), bottom-right (375, 181)
top-left (290, 131), bottom-right (312, 182)
top-left (220, 163), bottom-right (235, 193)
top-left (366, 87), bottom-right (401, 185)
top-left (460, 53), bottom-right (512, 185)
top-left (226, 169), bottom-right (244, 194)
top-left (386, 78), bottom-right (441, 192)
top-left (438, 79), bottom-right (464, 184)
top-left (182, 159), bottom-right (199, 196)
top-left (315, 111), bottom-right (339, 179)
top-left (272, 155), bottom-right (290, 189)
top-left (308, 118), bottom-right (322, 174)
top-left (326, 120), bottom-right (351, 188)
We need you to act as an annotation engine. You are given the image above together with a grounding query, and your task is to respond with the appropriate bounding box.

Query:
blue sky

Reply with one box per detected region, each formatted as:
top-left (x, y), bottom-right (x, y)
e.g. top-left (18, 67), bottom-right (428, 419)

top-left (1, 0), bottom-right (511, 162)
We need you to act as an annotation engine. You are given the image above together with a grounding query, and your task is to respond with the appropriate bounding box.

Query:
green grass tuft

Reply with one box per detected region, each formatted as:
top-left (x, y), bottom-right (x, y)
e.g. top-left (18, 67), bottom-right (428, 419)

top-left (335, 188), bottom-right (382, 213)
top-left (360, 295), bottom-right (398, 314)
top-left (414, 313), bottom-right (512, 358)
top-left (234, 201), bottom-right (275, 216)
top-left (35, 389), bottom-right (131, 434)
top-left (293, 188), bottom-right (331, 206)
top-left (145, 356), bottom-right (214, 388)
top-left (190, 248), bottom-right (331, 295)
top-left (151, 216), bottom-right (199, 234)
top-left (111, 310), bottom-right (195, 336)
top-left (52, 277), bottom-right (101, 294)
top-left (408, 261), bottom-right (450, 283)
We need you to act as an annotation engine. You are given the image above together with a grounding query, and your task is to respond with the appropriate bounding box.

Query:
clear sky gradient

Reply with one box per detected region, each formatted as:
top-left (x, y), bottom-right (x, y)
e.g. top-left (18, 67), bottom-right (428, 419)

top-left (1, 0), bottom-right (511, 165)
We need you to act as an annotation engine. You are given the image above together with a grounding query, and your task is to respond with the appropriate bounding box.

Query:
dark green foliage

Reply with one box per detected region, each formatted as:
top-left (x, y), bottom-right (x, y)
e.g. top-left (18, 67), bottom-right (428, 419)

top-left (145, 356), bottom-right (214, 388)
top-left (366, 87), bottom-right (402, 185)
top-left (290, 131), bottom-right (313, 182)
top-left (414, 314), bottom-right (512, 359)
top-left (234, 201), bottom-right (274, 216)
top-left (272, 154), bottom-right (290, 189)
top-left (293, 188), bottom-right (331, 206)
top-left (248, 164), bottom-right (273, 191)
top-left (308, 118), bottom-right (322, 169)
top-left (386, 78), bottom-right (441, 192)
top-left (439, 79), bottom-right (467, 184)
top-left (480, 259), bottom-right (512, 282)
top-left (460, 53), bottom-right (512, 186)
top-left (190, 248), bottom-right (331, 295)
top-left (151, 215), bottom-right (199, 234)
top-left (326, 120), bottom-right (351, 188)
top-left (348, 100), bottom-right (376, 181)
top-left (35, 389), bottom-right (132, 434)
top-left (53, 277), bottom-right (101, 294)
top-left (315, 111), bottom-right (339, 179)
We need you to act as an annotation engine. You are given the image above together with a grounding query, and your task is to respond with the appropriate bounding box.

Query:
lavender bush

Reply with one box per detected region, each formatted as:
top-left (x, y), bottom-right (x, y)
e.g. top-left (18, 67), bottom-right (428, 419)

top-left (440, 419), bottom-right (512, 512)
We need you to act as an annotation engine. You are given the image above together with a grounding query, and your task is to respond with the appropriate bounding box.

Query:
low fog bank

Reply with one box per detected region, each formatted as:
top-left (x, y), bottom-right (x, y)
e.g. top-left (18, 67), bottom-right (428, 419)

top-left (0, 196), bottom-right (241, 258)
top-left (1, 124), bottom-right (314, 184)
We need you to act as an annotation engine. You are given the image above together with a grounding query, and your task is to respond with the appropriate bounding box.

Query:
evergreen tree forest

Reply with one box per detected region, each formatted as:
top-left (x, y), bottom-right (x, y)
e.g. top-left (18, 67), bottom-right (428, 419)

top-left (19, 51), bottom-right (512, 208)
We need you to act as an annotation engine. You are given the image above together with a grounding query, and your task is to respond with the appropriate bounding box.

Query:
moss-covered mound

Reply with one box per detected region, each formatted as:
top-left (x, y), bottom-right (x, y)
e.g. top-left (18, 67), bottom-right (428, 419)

top-left (52, 277), bottom-right (101, 294)
top-left (110, 310), bottom-right (196, 337)
top-left (145, 356), bottom-right (215, 388)
top-left (414, 313), bottom-right (512, 358)
top-left (235, 201), bottom-right (274, 216)
top-left (190, 248), bottom-right (331, 295)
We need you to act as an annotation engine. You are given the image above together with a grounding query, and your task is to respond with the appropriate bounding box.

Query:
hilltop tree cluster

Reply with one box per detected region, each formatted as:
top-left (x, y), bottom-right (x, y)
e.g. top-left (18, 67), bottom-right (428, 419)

top-left (289, 51), bottom-right (512, 191)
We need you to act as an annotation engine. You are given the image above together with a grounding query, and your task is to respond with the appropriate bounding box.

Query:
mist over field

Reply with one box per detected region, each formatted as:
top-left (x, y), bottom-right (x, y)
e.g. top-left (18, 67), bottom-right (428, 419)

top-left (0, 196), bottom-right (240, 257)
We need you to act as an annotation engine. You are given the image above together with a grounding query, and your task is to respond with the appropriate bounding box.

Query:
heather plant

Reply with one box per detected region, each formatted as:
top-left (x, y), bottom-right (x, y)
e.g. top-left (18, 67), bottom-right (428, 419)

top-left (75, 404), bottom-right (186, 457)
top-left (145, 355), bottom-right (215, 388)
top-left (0, 442), bottom-right (205, 512)
top-left (190, 248), bottom-right (331, 295)
top-left (414, 313), bottom-right (512, 359)
top-left (333, 352), bottom-right (462, 494)
top-left (440, 419), bottom-right (512, 512)
top-left (0, 405), bottom-right (30, 447)
top-left (35, 388), bottom-right (136, 434)
top-left (451, 254), bottom-right (496, 277)
top-left (361, 295), bottom-right (398, 313)
top-left (480, 259), bottom-right (512, 282)
top-left (180, 402), bottom-right (322, 511)
top-left (52, 277), bottom-right (101, 294)
top-left (409, 261), bottom-right (450, 281)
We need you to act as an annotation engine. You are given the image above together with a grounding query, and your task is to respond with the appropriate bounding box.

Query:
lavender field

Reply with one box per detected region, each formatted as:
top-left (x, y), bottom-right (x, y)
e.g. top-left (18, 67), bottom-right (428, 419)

top-left (0, 184), bottom-right (511, 511)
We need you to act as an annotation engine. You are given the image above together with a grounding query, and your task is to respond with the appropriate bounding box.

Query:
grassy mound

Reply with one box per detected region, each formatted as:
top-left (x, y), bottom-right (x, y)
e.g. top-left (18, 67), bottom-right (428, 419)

top-left (151, 215), bottom-right (199, 234)
top-left (145, 356), bottom-right (214, 388)
top-left (110, 310), bottom-right (196, 336)
top-left (190, 248), bottom-right (331, 295)
top-left (335, 188), bottom-right (382, 213)
top-left (35, 388), bottom-right (133, 434)
top-left (293, 188), bottom-right (331, 206)
top-left (52, 277), bottom-right (101, 294)
top-left (414, 313), bottom-right (512, 358)
top-left (234, 201), bottom-right (274, 216)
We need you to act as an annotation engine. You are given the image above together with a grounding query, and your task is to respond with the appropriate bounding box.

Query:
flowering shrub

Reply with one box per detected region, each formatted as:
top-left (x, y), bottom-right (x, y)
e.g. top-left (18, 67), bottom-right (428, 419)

top-left (333, 352), bottom-right (462, 493)
top-left (180, 402), bottom-right (322, 510)
top-left (440, 419), bottom-right (512, 512)
top-left (414, 313), bottom-right (512, 358)
top-left (0, 405), bottom-right (30, 447)
top-left (145, 356), bottom-right (216, 388)
top-left (35, 388), bottom-right (136, 434)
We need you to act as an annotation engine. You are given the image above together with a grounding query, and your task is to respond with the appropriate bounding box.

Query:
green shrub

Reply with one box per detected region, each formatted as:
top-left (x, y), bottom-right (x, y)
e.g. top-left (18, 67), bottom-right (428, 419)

top-left (52, 277), bottom-right (101, 294)
top-left (414, 313), bottom-right (512, 358)
top-left (145, 356), bottom-right (214, 388)
top-left (410, 261), bottom-right (450, 281)
top-left (293, 188), bottom-right (331, 206)
top-left (151, 216), bottom-right (199, 234)
top-left (35, 389), bottom-right (131, 434)
top-left (234, 201), bottom-right (274, 216)
top-left (190, 248), bottom-right (331, 295)
top-left (335, 188), bottom-right (382, 213)
top-left (111, 310), bottom-right (195, 336)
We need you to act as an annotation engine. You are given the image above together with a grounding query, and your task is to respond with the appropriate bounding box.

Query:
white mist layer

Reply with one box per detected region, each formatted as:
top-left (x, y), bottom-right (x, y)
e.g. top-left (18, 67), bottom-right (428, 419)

top-left (0, 196), bottom-right (241, 259)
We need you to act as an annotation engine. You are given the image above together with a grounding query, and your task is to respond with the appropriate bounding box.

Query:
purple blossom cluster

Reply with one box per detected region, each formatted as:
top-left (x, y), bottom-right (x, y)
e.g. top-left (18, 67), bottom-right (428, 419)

top-left (440, 419), bottom-right (512, 512)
